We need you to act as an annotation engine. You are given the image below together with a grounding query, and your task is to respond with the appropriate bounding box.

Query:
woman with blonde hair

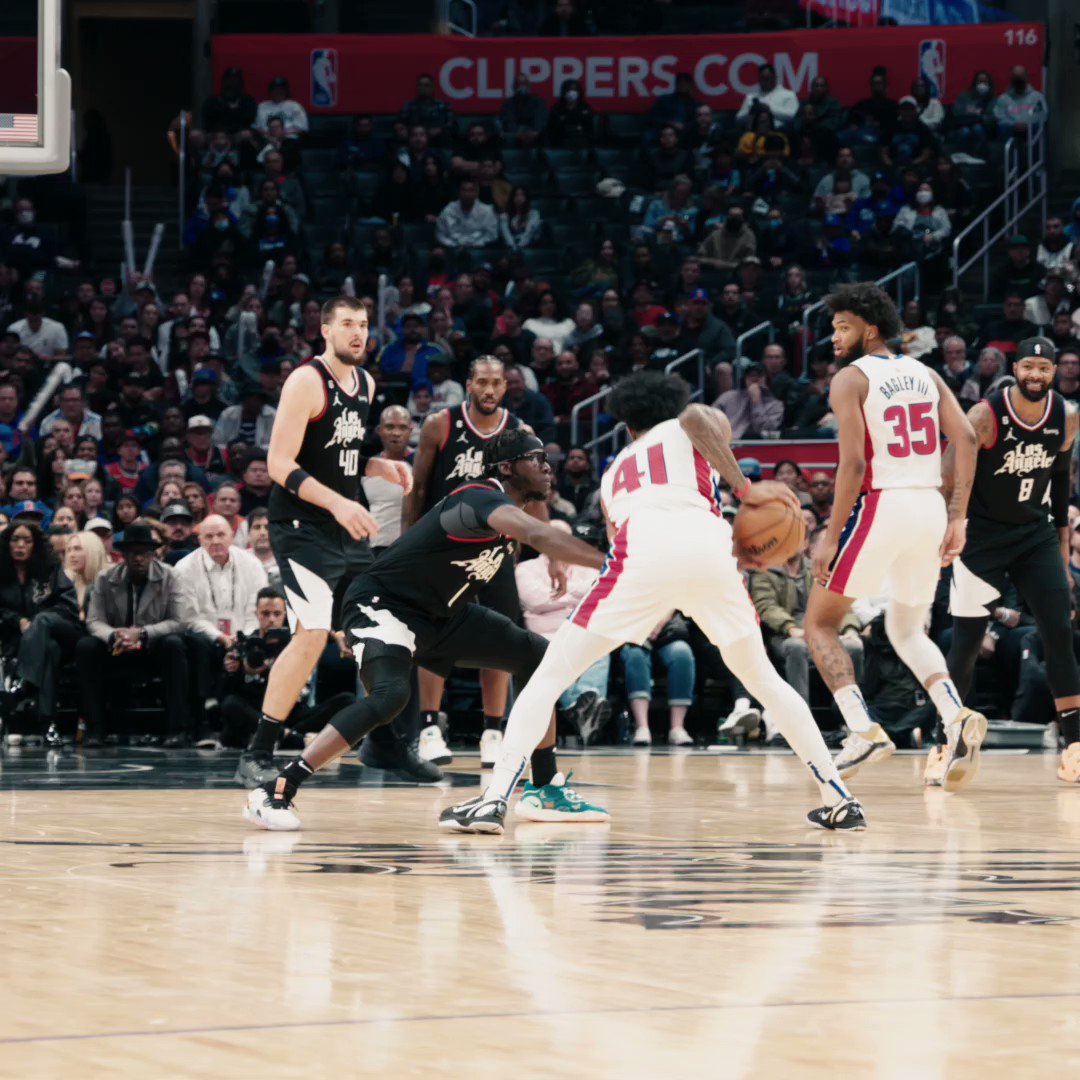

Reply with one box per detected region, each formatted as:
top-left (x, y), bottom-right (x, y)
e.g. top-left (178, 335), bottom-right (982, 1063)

top-left (63, 530), bottom-right (109, 616)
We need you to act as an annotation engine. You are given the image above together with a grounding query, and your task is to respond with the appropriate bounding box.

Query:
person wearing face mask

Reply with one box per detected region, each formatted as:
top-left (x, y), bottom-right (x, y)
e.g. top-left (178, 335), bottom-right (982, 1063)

top-left (992, 65), bottom-right (1047, 137)
top-left (951, 71), bottom-right (996, 143)
top-left (499, 76), bottom-right (547, 149)
top-left (696, 208), bottom-right (757, 271)
top-left (2, 198), bottom-right (78, 277)
top-left (546, 80), bottom-right (595, 148)
top-left (892, 183), bottom-right (951, 276)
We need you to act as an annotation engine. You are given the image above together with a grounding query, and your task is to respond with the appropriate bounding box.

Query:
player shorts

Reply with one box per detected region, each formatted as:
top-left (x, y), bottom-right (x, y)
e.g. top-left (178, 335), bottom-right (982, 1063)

top-left (270, 518), bottom-right (373, 632)
top-left (826, 487), bottom-right (947, 605)
top-left (341, 574), bottom-right (548, 678)
top-left (950, 517), bottom-right (1063, 618)
top-left (569, 510), bottom-right (760, 648)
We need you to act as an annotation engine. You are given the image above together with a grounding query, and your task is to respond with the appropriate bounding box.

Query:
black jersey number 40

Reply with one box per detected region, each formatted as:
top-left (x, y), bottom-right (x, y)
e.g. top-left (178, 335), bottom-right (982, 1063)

top-left (339, 449), bottom-right (362, 477)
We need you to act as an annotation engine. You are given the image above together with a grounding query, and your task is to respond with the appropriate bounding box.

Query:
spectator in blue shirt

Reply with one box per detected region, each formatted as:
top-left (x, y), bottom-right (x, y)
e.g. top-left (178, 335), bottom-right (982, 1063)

top-left (336, 114), bottom-right (386, 170)
top-left (378, 311), bottom-right (444, 386)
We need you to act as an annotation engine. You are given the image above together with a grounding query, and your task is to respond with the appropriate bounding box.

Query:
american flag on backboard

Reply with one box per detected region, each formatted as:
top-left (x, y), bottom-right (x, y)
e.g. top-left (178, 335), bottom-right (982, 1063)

top-left (0, 114), bottom-right (39, 144)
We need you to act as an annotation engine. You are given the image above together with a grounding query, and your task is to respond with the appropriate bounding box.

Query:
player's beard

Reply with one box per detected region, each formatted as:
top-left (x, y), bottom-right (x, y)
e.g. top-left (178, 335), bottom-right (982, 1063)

top-left (471, 394), bottom-right (502, 416)
top-left (333, 346), bottom-right (365, 368)
top-left (1016, 379), bottom-right (1051, 403)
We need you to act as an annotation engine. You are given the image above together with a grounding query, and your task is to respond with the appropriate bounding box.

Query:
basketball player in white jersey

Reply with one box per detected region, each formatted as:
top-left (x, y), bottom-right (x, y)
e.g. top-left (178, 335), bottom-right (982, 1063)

top-left (804, 284), bottom-right (985, 790)
top-left (441, 370), bottom-right (868, 834)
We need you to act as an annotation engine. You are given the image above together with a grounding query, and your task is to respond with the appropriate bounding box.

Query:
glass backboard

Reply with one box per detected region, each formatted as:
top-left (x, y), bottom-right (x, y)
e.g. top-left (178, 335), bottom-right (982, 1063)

top-left (0, 0), bottom-right (70, 173)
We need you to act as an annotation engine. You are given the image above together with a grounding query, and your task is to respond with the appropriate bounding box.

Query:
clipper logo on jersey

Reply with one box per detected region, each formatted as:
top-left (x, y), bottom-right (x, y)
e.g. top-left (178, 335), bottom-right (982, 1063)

top-left (994, 441), bottom-right (1055, 476)
top-left (451, 547), bottom-right (506, 584)
top-left (323, 408), bottom-right (366, 449)
top-left (447, 447), bottom-right (485, 481)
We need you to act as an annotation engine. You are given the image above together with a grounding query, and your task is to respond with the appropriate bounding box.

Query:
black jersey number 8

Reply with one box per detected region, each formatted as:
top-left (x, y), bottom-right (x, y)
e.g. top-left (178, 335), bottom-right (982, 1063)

top-left (339, 449), bottom-right (361, 476)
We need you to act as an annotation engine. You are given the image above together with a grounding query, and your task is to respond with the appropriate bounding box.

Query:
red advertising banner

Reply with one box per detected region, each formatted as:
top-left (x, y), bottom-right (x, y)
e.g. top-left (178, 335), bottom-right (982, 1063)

top-left (799, 0), bottom-right (881, 28)
top-left (0, 38), bottom-right (38, 114)
top-left (213, 24), bottom-right (1043, 117)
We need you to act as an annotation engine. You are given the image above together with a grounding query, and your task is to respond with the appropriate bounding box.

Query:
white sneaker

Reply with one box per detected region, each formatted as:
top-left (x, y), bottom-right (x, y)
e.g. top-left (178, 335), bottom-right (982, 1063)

top-left (669, 727), bottom-right (694, 746)
top-left (243, 785), bottom-right (301, 831)
top-left (4, 732), bottom-right (23, 747)
top-left (479, 728), bottom-right (502, 768)
top-left (833, 723), bottom-right (896, 779)
top-left (1043, 720), bottom-right (1060, 750)
top-left (923, 744), bottom-right (947, 787)
top-left (632, 727), bottom-right (652, 746)
top-left (418, 723), bottom-right (453, 766)
top-left (942, 708), bottom-right (987, 793)
top-left (715, 697), bottom-right (762, 741)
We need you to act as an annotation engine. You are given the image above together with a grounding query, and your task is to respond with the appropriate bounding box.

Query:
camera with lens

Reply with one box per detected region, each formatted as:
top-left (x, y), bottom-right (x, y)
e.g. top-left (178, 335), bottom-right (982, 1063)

top-left (233, 627), bottom-right (290, 669)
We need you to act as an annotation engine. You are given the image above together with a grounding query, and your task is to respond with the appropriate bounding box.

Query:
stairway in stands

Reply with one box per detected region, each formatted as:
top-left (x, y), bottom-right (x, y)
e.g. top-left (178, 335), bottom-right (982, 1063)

top-left (84, 185), bottom-right (187, 293)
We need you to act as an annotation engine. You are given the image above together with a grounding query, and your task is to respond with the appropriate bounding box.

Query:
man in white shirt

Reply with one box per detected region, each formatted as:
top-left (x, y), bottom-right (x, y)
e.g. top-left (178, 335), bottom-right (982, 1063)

top-left (244, 508), bottom-right (280, 588)
top-left (39, 383), bottom-right (104, 440)
top-left (8, 299), bottom-right (69, 358)
top-left (735, 63), bottom-right (799, 130)
top-left (436, 179), bottom-right (499, 250)
top-left (175, 514), bottom-right (269, 743)
top-left (254, 76), bottom-right (309, 138)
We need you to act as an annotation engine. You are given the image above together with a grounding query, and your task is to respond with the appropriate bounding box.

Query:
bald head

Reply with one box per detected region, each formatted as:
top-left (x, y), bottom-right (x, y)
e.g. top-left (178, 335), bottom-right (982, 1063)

top-left (377, 404), bottom-right (413, 458)
top-left (198, 514), bottom-right (234, 565)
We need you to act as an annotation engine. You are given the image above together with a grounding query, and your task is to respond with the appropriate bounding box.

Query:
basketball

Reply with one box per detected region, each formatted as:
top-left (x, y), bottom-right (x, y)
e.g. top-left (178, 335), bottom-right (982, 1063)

top-left (732, 499), bottom-right (805, 565)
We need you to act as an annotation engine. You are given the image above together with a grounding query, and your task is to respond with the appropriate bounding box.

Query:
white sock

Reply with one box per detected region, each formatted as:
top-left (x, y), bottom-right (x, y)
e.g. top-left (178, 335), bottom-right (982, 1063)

top-left (721, 635), bottom-right (851, 807)
top-left (928, 678), bottom-right (963, 727)
top-left (834, 684), bottom-right (874, 734)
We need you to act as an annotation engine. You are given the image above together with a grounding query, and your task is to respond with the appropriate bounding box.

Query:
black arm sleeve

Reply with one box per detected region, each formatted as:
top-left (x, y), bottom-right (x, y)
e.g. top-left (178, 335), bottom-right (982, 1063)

top-left (1050, 449), bottom-right (1072, 529)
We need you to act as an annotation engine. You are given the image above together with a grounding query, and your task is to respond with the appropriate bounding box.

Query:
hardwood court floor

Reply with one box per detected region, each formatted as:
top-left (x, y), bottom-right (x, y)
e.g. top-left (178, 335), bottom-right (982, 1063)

top-left (3, 747), bottom-right (1080, 1079)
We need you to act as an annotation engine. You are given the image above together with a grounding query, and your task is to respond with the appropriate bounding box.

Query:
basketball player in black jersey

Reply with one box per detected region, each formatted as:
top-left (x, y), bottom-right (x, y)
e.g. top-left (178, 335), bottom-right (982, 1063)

top-left (939, 337), bottom-right (1080, 787)
top-left (235, 296), bottom-right (417, 787)
top-left (244, 429), bottom-right (607, 831)
top-left (404, 355), bottom-right (545, 769)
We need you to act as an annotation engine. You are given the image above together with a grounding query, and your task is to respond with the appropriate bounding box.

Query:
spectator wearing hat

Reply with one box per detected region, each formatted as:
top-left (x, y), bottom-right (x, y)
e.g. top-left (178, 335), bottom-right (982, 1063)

top-left (880, 96), bottom-right (937, 169)
top-left (86, 517), bottom-right (121, 564)
top-left (503, 364), bottom-right (556, 444)
top-left (184, 414), bottom-right (228, 480)
top-left (182, 367), bottom-right (227, 423)
top-left (253, 76), bottom-right (308, 141)
top-left (379, 311), bottom-right (444, 387)
top-left (426, 354), bottom-right (465, 411)
top-left (212, 382), bottom-right (276, 450)
top-left (677, 288), bottom-right (736, 368)
top-left (161, 502), bottom-right (198, 565)
top-left (990, 235), bottom-right (1045, 301)
top-left (105, 431), bottom-right (147, 493)
top-left (8, 501), bottom-right (51, 527)
top-left (1025, 270), bottom-right (1075, 328)
top-left (712, 362), bottom-right (785, 440)
top-left (696, 207), bottom-right (757, 272)
top-left (77, 523), bottom-right (191, 746)
top-left (40, 384), bottom-right (103, 442)
top-left (203, 67), bottom-right (257, 136)
top-left (115, 370), bottom-right (158, 433)
top-left (992, 65), bottom-right (1047, 138)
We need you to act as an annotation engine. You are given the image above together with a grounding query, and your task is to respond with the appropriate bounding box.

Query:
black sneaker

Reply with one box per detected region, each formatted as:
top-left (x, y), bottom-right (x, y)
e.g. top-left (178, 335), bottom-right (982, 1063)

top-left (358, 734), bottom-right (445, 783)
top-left (438, 794), bottom-right (507, 834)
top-left (43, 722), bottom-right (62, 748)
top-left (807, 797), bottom-right (868, 831)
top-left (234, 751), bottom-right (280, 789)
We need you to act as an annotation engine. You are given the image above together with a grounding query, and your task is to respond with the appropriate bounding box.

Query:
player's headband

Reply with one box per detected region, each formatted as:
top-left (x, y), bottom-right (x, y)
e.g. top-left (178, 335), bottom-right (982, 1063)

top-left (482, 432), bottom-right (546, 475)
top-left (1015, 337), bottom-right (1057, 363)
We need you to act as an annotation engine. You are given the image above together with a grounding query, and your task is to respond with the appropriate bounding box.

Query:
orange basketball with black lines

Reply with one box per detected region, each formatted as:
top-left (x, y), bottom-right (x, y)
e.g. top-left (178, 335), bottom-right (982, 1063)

top-left (732, 500), bottom-right (805, 566)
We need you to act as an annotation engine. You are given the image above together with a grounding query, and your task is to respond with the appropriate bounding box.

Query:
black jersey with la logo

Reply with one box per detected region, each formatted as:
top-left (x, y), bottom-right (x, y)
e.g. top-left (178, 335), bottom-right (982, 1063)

top-left (268, 357), bottom-right (370, 526)
top-left (425, 403), bottom-right (521, 509)
top-left (969, 387), bottom-right (1067, 528)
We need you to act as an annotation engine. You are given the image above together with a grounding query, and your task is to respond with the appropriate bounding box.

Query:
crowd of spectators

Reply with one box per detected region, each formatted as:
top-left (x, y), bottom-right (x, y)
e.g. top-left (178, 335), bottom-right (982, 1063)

top-left (0, 43), bottom-right (1070, 750)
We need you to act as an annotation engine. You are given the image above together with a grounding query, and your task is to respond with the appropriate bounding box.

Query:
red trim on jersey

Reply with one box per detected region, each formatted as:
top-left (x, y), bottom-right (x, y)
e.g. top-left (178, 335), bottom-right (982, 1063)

top-left (982, 398), bottom-right (998, 449)
top-left (1004, 387), bottom-right (1052, 431)
top-left (692, 448), bottom-right (721, 516)
top-left (438, 408), bottom-right (453, 452)
top-left (462, 404), bottom-right (509, 440)
top-left (316, 355), bottom-right (361, 398)
top-left (572, 523), bottom-right (629, 629)
top-left (860, 402), bottom-right (874, 492)
top-left (827, 490), bottom-right (880, 594)
top-left (310, 371), bottom-right (329, 422)
top-left (447, 481), bottom-right (497, 498)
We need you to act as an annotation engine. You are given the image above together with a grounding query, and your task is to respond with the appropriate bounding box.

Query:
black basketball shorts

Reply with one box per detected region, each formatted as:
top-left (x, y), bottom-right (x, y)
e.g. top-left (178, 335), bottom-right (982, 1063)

top-left (270, 518), bottom-right (372, 632)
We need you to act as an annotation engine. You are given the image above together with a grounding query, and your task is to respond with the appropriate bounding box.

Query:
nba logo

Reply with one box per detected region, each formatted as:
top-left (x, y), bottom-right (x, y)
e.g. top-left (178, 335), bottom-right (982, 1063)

top-left (311, 48), bottom-right (338, 108)
top-left (918, 39), bottom-right (946, 100)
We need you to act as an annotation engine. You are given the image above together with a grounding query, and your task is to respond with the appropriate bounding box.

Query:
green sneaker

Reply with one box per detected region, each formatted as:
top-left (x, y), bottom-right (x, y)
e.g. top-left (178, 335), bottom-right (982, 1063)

top-left (513, 772), bottom-right (610, 823)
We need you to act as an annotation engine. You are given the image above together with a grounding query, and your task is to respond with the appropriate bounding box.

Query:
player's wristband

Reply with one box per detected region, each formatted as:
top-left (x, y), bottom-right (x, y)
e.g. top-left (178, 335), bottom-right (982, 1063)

top-left (284, 468), bottom-right (312, 496)
top-left (734, 478), bottom-right (752, 501)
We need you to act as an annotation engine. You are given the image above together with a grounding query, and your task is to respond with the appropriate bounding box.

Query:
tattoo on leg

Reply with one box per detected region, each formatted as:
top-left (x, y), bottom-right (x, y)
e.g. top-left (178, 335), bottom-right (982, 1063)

top-left (808, 627), bottom-right (857, 693)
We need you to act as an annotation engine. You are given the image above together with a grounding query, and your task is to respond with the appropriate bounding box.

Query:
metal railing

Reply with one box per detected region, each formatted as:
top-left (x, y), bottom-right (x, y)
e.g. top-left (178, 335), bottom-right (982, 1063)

top-left (569, 385), bottom-right (611, 452)
top-left (952, 122), bottom-right (1047, 299)
top-left (799, 261), bottom-right (920, 373)
top-left (665, 348), bottom-right (704, 400)
top-left (440, 0), bottom-right (477, 36)
top-left (734, 319), bottom-right (776, 381)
